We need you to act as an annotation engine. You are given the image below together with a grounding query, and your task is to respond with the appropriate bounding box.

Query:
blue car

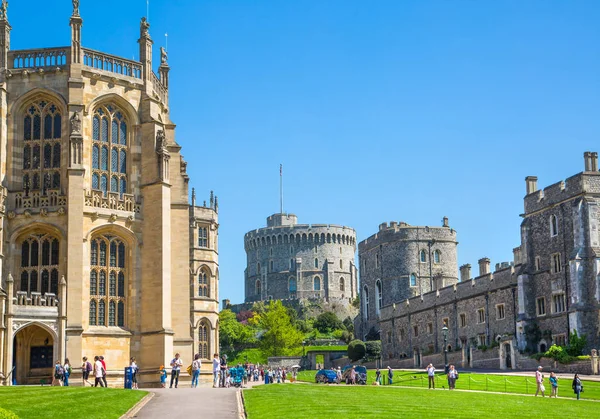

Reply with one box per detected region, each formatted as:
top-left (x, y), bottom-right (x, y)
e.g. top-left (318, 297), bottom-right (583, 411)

top-left (315, 369), bottom-right (338, 384)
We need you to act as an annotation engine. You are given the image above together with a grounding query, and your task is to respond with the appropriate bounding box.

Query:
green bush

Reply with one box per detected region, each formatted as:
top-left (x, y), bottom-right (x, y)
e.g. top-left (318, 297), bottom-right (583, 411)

top-left (0, 407), bottom-right (19, 419)
top-left (348, 339), bottom-right (366, 362)
top-left (314, 312), bottom-right (344, 334)
top-left (544, 344), bottom-right (576, 364)
top-left (341, 330), bottom-right (354, 344)
top-left (364, 340), bottom-right (381, 361)
top-left (566, 331), bottom-right (587, 356)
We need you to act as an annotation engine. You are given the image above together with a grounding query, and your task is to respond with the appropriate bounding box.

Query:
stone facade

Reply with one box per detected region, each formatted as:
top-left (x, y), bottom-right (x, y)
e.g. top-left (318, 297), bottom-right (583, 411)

top-left (244, 213), bottom-right (357, 304)
top-left (358, 153), bottom-right (600, 370)
top-left (0, 6), bottom-right (219, 386)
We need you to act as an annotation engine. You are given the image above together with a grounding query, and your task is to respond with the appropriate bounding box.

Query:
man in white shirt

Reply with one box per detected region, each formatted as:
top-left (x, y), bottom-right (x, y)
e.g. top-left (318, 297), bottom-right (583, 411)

top-left (535, 366), bottom-right (545, 397)
top-left (170, 353), bottom-right (183, 388)
top-left (212, 353), bottom-right (221, 388)
top-left (426, 363), bottom-right (436, 389)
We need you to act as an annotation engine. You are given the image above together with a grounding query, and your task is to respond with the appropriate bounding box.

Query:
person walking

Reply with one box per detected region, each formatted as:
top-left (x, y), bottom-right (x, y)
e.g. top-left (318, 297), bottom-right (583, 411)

top-left (62, 359), bottom-right (71, 386)
top-left (99, 356), bottom-right (108, 387)
top-left (93, 356), bottom-right (105, 387)
top-left (130, 357), bottom-right (139, 390)
top-left (191, 354), bottom-right (201, 388)
top-left (447, 365), bottom-right (457, 390)
top-left (549, 372), bottom-right (558, 398)
top-left (52, 360), bottom-right (63, 386)
top-left (336, 366), bottom-right (342, 384)
top-left (170, 353), bottom-right (183, 388)
top-left (219, 354), bottom-right (228, 388)
top-left (212, 354), bottom-right (220, 388)
top-left (159, 365), bottom-right (167, 388)
top-left (572, 374), bottom-right (583, 400)
top-left (375, 368), bottom-right (381, 385)
top-left (535, 366), bottom-right (545, 397)
top-left (427, 364), bottom-right (436, 389)
top-left (387, 366), bottom-right (394, 385)
top-left (82, 357), bottom-right (93, 387)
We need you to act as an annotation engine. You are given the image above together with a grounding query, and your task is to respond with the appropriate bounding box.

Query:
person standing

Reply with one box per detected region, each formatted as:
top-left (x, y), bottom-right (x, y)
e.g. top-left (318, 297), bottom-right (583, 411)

top-left (219, 354), bottom-right (228, 388)
top-left (387, 366), bottom-right (394, 385)
top-left (549, 372), bottom-right (558, 398)
top-left (427, 364), bottom-right (436, 389)
top-left (572, 374), bottom-right (583, 400)
top-left (447, 365), bottom-right (457, 390)
top-left (82, 357), bottom-right (93, 387)
top-left (170, 353), bottom-right (183, 388)
top-left (99, 356), bottom-right (108, 387)
top-left (93, 356), bottom-right (105, 387)
top-left (130, 357), bottom-right (139, 390)
top-left (191, 354), bottom-right (201, 388)
top-left (535, 366), bottom-right (545, 397)
top-left (375, 368), bottom-right (381, 385)
top-left (212, 354), bottom-right (220, 388)
top-left (160, 365), bottom-right (167, 388)
top-left (52, 360), bottom-right (63, 386)
top-left (336, 367), bottom-right (342, 384)
top-left (62, 359), bottom-right (71, 386)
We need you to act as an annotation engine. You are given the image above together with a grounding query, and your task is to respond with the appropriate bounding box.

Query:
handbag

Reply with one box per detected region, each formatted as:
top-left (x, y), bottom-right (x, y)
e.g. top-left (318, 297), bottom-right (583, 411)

top-left (540, 384), bottom-right (545, 392)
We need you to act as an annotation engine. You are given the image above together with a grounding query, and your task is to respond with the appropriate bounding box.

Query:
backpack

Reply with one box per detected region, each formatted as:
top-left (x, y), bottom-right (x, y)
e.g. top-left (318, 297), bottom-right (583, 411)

top-left (86, 362), bottom-right (93, 372)
top-left (54, 365), bottom-right (64, 379)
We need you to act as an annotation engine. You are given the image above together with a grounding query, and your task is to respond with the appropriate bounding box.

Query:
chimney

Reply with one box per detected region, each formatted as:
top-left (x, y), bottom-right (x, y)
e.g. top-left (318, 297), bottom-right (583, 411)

top-left (459, 264), bottom-right (471, 282)
top-left (593, 152), bottom-right (599, 172)
top-left (478, 258), bottom-right (491, 276)
top-left (442, 216), bottom-right (449, 228)
top-left (584, 152), bottom-right (592, 172)
top-left (525, 176), bottom-right (538, 195)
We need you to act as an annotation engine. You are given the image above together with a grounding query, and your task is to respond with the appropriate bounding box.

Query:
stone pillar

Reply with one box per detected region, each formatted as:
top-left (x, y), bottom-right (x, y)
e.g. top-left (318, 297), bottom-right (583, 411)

top-left (478, 258), bottom-right (491, 276)
top-left (459, 264), bottom-right (471, 282)
top-left (69, 12), bottom-right (83, 66)
top-left (591, 349), bottom-right (598, 375)
top-left (3, 274), bottom-right (13, 385)
top-left (584, 151), bottom-right (592, 172)
top-left (592, 152), bottom-right (599, 172)
top-left (0, 5), bottom-right (11, 76)
top-left (59, 277), bottom-right (67, 362)
top-left (525, 176), bottom-right (538, 195)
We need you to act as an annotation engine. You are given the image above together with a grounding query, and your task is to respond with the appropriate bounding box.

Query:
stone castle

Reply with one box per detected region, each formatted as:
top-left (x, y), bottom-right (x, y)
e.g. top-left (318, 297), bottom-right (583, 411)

top-left (244, 213), bottom-right (357, 304)
top-left (0, 4), bottom-right (219, 385)
top-left (356, 152), bottom-right (600, 369)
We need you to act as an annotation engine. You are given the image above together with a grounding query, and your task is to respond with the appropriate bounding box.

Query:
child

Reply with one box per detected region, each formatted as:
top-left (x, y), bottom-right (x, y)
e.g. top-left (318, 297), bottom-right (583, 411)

top-left (159, 365), bottom-right (167, 388)
top-left (549, 372), bottom-right (558, 398)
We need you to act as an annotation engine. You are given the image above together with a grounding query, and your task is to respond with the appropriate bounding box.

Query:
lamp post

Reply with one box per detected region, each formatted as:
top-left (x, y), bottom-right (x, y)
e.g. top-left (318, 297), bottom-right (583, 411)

top-left (442, 323), bottom-right (449, 374)
top-left (302, 341), bottom-right (306, 357)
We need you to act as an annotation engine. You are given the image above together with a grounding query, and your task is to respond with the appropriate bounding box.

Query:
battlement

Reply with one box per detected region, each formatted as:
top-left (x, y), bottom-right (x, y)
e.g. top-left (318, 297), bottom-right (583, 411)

top-left (245, 223), bottom-right (357, 250)
top-left (359, 220), bottom-right (457, 252)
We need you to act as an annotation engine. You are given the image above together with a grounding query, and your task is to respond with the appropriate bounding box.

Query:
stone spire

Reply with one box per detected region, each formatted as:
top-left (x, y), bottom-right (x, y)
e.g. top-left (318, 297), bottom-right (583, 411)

top-left (70, 0), bottom-right (83, 65)
top-left (138, 17), bottom-right (153, 92)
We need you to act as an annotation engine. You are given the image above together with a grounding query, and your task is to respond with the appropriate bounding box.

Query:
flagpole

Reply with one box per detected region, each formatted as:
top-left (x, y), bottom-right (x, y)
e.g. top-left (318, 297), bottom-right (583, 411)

top-left (146, 0), bottom-right (150, 22)
top-left (280, 164), bottom-right (284, 214)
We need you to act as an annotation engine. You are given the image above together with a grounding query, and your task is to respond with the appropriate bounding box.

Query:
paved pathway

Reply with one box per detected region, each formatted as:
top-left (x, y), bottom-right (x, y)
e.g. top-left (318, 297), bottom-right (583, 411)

top-left (134, 387), bottom-right (241, 419)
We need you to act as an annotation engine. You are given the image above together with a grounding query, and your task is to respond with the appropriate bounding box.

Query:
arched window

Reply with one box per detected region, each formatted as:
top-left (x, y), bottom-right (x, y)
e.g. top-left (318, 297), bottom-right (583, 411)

top-left (289, 277), bottom-right (297, 292)
top-left (255, 280), bottom-right (261, 296)
top-left (198, 227), bottom-right (208, 248)
top-left (363, 286), bottom-right (369, 320)
top-left (290, 258), bottom-right (295, 270)
top-left (198, 321), bottom-right (210, 360)
top-left (313, 276), bottom-right (321, 291)
top-left (410, 273), bottom-right (417, 287)
top-left (434, 250), bottom-right (441, 264)
top-left (22, 100), bottom-right (62, 192)
top-left (376, 280), bottom-right (383, 314)
top-left (92, 104), bottom-right (128, 197)
top-left (340, 277), bottom-right (345, 292)
top-left (314, 258), bottom-right (319, 268)
top-left (90, 234), bottom-right (126, 327)
top-left (198, 269), bottom-right (210, 297)
top-left (19, 233), bottom-right (61, 296)
top-left (257, 263), bottom-right (261, 275)
top-left (550, 215), bottom-right (559, 237)
top-left (420, 250), bottom-right (427, 263)
top-left (340, 259), bottom-right (343, 269)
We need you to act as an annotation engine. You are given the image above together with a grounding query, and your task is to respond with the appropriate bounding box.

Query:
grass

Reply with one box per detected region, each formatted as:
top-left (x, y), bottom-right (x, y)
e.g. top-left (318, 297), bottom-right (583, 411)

top-left (303, 345), bottom-right (347, 353)
top-left (243, 384), bottom-right (600, 418)
top-left (296, 369), bottom-right (600, 401)
top-left (0, 387), bottom-right (147, 419)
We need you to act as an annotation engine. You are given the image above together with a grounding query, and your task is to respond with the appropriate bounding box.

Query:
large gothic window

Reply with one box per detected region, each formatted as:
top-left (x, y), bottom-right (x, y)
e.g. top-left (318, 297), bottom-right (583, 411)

top-left (89, 234), bottom-right (126, 327)
top-left (19, 234), bottom-right (60, 295)
top-left (198, 321), bottom-right (210, 360)
top-left (198, 269), bottom-right (210, 297)
top-left (92, 104), bottom-right (128, 197)
top-left (22, 101), bottom-right (62, 192)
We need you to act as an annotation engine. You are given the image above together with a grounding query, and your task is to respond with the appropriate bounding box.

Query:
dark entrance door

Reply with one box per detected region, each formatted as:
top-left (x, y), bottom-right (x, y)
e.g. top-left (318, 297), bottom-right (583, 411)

top-left (504, 344), bottom-right (512, 369)
top-left (30, 346), bottom-right (53, 369)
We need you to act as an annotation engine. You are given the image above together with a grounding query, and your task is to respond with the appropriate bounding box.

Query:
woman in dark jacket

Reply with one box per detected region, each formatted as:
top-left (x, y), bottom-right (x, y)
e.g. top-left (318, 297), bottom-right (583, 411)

top-left (572, 374), bottom-right (582, 400)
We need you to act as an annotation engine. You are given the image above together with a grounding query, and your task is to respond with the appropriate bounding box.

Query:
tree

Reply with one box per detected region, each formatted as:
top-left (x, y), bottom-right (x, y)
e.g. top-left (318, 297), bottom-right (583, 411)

top-left (314, 311), bottom-right (344, 334)
top-left (348, 339), bottom-right (366, 362)
top-left (566, 330), bottom-right (587, 356)
top-left (364, 340), bottom-right (382, 361)
top-left (219, 309), bottom-right (254, 352)
top-left (258, 300), bottom-right (304, 357)
top-left (343, 316), bottom-right (355, 333)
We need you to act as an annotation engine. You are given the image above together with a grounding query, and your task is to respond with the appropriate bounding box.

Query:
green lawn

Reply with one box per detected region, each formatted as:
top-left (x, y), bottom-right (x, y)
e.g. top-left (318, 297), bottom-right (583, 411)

top-left (0, 387), bottom-right (147, 419)
top-left (243, 384), bottom-right (600, 418)
top-left (296, 369), bottom-right (600, 401)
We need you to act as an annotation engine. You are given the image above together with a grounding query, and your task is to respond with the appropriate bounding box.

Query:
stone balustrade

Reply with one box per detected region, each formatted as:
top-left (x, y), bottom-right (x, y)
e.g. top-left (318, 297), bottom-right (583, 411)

top-left (15, 190), bottom-right (67, 210)
top-left (13, 291), bottom-right (59, 307)
top-left (85, 190), bottom-right (141, 213)
top-left (9, 47), bottom-right (69, 70)
top-left (83, 48), bottom-right (142, 79)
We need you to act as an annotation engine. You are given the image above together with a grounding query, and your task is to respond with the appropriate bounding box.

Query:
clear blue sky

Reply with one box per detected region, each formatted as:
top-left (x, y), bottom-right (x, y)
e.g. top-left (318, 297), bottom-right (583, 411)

top-left (10, 1), bottom-right (600, 305)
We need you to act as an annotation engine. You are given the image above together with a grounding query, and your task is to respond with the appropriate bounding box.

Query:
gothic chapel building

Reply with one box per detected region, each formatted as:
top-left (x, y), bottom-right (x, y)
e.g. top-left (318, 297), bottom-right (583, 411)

top-left (0, 4), bottom-right (219, 385)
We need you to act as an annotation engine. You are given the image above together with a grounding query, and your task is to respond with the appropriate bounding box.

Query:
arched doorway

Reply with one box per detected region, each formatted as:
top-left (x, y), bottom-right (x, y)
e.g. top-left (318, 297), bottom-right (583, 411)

top-left (13, 324), bottom-right (56, 385)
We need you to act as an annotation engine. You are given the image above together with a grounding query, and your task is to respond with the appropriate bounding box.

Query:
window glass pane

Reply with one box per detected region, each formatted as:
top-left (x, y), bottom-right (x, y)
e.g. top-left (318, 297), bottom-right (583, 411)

top-left (120, 178), bottom-right (126, 196)
top-left (98, 300), bottom-right (105, 326)
top-left (99, 271), bottom-right (106, 296)
top-left (41, 270), bottom-right (49, 295)
top-left (99, 241), bottom-right (106, 266)
top-left (111, 176), bottom-right (118, 193)
top-left (112, 120), bottom-right (118, 144)
top-left (118, 272), bottom-right (125, 297)
top-left (53, 114), bottom-right (61, 139)
top-left (111, 148), bottom-right (118, 172)
top-left (21, 241), bottom-right (29, 267)
top-left (92, 145), bottom-right (99, 169)
top-left (93, 116), bottom-right (99, 141)
top-left (44, 114), bottom-right (52, 139)
top-left (101, 146), bottom-right (108, 170)
top-left (32, 145), bottom-right (40, 169)
top-left (120, 122), bottom-right (127, 145)
top-left (117, 301), bottom-right (124, 327)
top-left (90, 270), bottom-right (97, 295)
top-left (101, 118), bottom-right (109, 142)
top-left (42, 240), bottom-right (50, 265)
top-left (30, 270), bottom-right (38, 292)
top-left (24, 115), bottom-right (32, 140)
top-left (52, 172), bottom-right (60, 189)
top-left (32, 173), bottom-right (40, 190)
top-left (92, 173), bottom-right (99, 190)
top-left (20, 272), bottom-right (28, 292)
top-left (89, 300), bottom-right (97, 325)
top-left (109, 272), bottom-right (116, 296)
top-left (110, 242), bottom-right (117, 267)
top-left (101, 175), bottom-right (108, 194)
top-left (120, 150), bottom-right (126, 173)
top-left (53, 143), bottom-right (61, 168)
top-left (24, 145), bottom-right (31, 169)
top-left (31, 240), bottom-right (39, 266)
top-left (43, 144), bottom-right (52, 168)
top-left (33, 114), bottom-right (41, 140)
top-left (109, 301), bottom-right (116, 326)
top-left (118, 242), bottom-right (125, 268)
top-left (91, 241), bottom-right (98, 265)
top-left (51, 239), bottom-right (59, 265)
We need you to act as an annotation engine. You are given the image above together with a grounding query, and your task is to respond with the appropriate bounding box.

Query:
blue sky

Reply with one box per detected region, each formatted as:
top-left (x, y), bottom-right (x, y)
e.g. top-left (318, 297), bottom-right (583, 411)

top-left (10, 1), bottom-right (600, 305)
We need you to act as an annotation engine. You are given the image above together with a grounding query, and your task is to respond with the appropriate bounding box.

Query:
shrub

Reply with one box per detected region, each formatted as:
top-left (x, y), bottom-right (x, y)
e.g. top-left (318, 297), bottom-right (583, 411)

top-left (314, 312), bottom-right (344, 334)
top-left (566, 330), bottom-right (587, 356)
top-left (348, 339), bottom-right (366, 362)
top-left (0, 408), bottom-right (19, 419)
top-left (343, 317), bottom-right (355, 333)
top-left (341, 330), bottom-right (354, 344)
top-left (364, 340), bottom-right (382, 361)
top-left (544, 344), bottom-right (576, 364)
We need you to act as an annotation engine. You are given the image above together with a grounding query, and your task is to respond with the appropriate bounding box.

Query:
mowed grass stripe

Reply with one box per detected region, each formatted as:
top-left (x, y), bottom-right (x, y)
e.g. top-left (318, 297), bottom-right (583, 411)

top-left (243, 384), bottom-right (600, 419)
top-left (0, 387), bottom-right (147, 419)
